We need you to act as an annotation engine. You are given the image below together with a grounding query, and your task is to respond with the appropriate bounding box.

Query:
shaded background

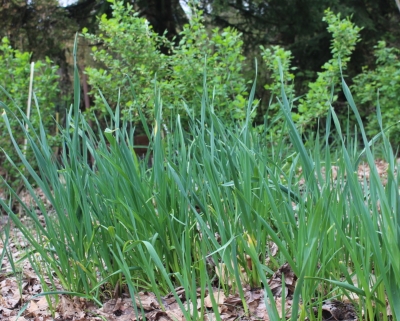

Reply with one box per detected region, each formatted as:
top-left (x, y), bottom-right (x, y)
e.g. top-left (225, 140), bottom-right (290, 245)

top-left (1, 0), bottom-right (399, 120)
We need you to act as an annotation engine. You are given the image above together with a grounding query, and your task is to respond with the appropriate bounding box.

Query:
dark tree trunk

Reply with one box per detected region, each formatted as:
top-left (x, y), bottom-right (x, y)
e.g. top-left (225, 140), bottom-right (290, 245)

top-left (135, 0), bottom-right (188, 52)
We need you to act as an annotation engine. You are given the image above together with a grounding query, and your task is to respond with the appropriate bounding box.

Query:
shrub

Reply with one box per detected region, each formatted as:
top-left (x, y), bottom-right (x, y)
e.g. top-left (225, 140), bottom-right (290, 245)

top-left (261, 9), bottom-right (361, 133)
top-left (0, 37), bottom-right (59, 189)
top-left (83, 1), bottom-right (251, 128)
top-left (295, 9), bottom-right (361, 128)
top-left (260, 45), bottom-right (295, 136)
top-left (352, 41), bottom-right (400, 147)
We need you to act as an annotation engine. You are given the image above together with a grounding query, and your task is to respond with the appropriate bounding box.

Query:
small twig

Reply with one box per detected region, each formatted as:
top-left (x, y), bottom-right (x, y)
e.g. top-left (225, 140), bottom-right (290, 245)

top-left (23, 62), bottom-right (35, 157)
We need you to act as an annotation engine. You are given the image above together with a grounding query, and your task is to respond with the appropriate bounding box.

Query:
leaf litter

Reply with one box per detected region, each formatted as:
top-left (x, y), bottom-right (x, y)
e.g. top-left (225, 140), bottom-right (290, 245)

top-left (0, 229), bottom-right (357, 321)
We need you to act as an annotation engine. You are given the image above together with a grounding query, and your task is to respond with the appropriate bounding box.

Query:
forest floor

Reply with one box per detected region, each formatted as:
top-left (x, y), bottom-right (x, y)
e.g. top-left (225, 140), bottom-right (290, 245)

top-left (0, 160), bottom-right (391, 321)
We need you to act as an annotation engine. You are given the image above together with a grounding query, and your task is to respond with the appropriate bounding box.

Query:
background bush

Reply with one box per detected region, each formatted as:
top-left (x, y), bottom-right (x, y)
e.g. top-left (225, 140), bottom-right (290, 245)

top-left (261, 9), bottom-right (361, 137)
top-left (1, 3), bottom-right (398, 190)
top-left (352, 40), bottom-right (400, 146)
top-left (83, 1), bottom-right (251, 129)
top-left (0, 37), bottom-right (59, 189)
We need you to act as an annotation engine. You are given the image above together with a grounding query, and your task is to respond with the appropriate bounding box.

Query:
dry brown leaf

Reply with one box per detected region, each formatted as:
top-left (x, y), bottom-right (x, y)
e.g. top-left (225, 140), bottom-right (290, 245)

top-left (0, 306), bottom-right (14, 318)
top-left (135, 291), bottom-right (160, 310)
top-left (27, 300), bottom-right (39, 315)
top-left (165, 308), bottom-right (185, 321)
top-left (224, 294), bottom-right (242, 307)
top-left (57, 295), bottom-right (86, 320)
top-left (146, 310), bottom-right (170, 321)
top-left (320, 300), bottom-right (357, 321)
top-left (253, 299), bottom-right (270, 321)
top-left (163, 286), bottom-right (188, 306)
top-left (9, 316), bottom-right (29, 321)
top-left (204, 290), bottom-right (226, 307)
top-left (268, 263), bottom-right (297, 297)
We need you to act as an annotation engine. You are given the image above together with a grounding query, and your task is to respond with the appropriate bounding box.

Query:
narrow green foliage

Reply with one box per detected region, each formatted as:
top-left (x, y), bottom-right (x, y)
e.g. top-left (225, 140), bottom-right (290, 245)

top-left (1, 37), bottom-right (400, 321)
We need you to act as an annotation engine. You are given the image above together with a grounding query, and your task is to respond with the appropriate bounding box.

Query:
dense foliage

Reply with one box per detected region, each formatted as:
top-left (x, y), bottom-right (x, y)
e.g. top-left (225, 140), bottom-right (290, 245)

top-left (352, 41), bottom-right (400, 145)
top-left (1, 3), bottom-right (400, 320)
top-left (260, 9), bottom-right (361, 137)
top-left (0, 37), bottom-right (59, 188)
top-left (2, 58), bottom-right (400, 320)
top-left (1, 0), bottom-right (399, 125)
top-left (83, 1), bottom-right (251, 127)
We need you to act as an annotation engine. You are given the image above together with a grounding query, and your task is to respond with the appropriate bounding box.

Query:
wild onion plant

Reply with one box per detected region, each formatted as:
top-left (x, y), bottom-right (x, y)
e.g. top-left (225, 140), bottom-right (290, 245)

top-left (1, 51), bottom-right (399, 320)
